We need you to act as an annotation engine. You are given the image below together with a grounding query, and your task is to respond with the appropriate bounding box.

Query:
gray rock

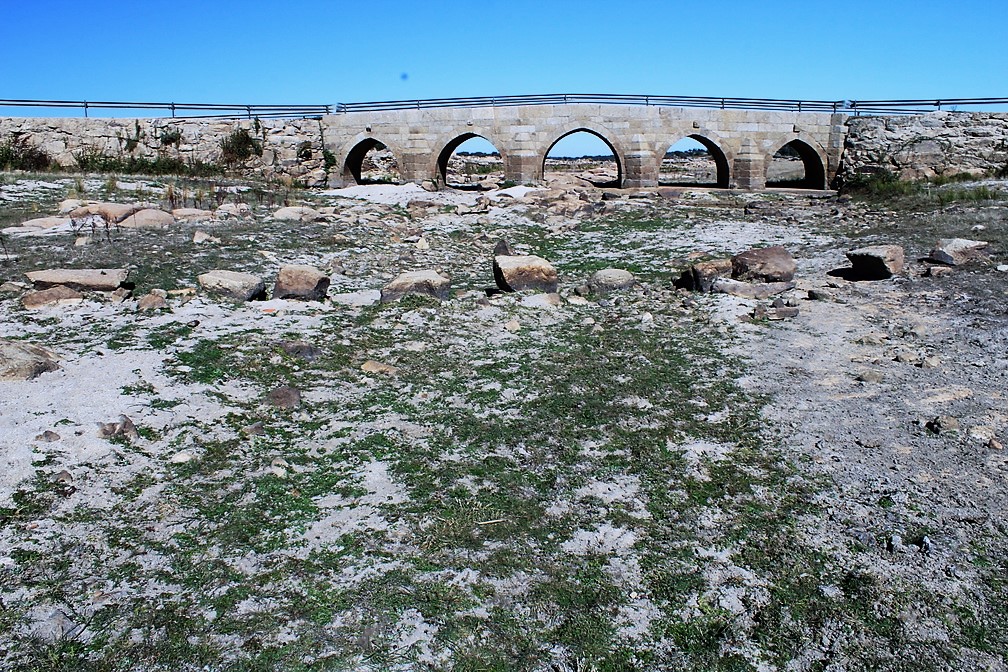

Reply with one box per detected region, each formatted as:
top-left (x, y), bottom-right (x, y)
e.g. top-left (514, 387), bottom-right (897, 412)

top-left (857, 370), bottom-right (885, 383)
top-left (711, 278), bottom-right (795, 299)
top-left (380, 270), bottom-right (451, 303)
top-left (493, 255), bottom-right (559, 293)
top-left (589, 268), bottom-right (635, 295)
top-left (731, 246), bottom-right (796, 282)
top-left (98, 415), bottom-right (140, 442)
top-left (0, 340), bottom-right (60, 380)
top-left (678, 258), bottom-right (732, 292)
top-left (267, 385), bottom-right (301, 409)
top-left (25, 268), bottom-right (128, 291)
top-left (273, 206), bottom-right (323, 222)
top-left (846, 245), bottom-right (904, 279)
top-left (929, 238), bottom-right (990, 265)
top-left (272, 265), bottom-right (330, 301)
top-left (197, 270), bottom-right (266, 302)
top-left (119, 208), bottom-right (175, 229)
top-left (22, 285), bottom-right (85, 309)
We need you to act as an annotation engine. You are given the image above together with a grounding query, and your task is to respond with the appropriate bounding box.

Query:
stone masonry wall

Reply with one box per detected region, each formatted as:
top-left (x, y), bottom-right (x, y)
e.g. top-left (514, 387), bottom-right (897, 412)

top-left (0, 116), bottom-right (332, 186)
top-left (841, 112), bottom-right (1008, 181)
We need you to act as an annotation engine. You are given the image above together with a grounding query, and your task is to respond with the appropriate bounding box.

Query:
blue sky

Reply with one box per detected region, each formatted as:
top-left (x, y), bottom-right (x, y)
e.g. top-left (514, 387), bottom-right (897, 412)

top-left (2, 0), bottom-right (1006, 156)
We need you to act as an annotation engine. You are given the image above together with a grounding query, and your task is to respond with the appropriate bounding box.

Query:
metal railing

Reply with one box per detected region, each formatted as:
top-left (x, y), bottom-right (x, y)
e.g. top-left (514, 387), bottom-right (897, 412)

top-left (3, 95), bottom-right (1008, 118)
top-left (0, 99), bottom-right (332, 119)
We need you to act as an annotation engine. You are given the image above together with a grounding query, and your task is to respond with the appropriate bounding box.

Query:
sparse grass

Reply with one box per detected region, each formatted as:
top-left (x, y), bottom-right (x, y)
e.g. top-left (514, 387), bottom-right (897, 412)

top-left (0, 134), bottom-right (53, 171)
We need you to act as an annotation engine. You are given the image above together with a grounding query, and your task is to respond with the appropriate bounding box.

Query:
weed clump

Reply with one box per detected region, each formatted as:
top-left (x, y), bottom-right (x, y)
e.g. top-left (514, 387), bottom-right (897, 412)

top-left (0, 134), bottom-right (53, 171)
top-left (72, 147), bottom-right (222, 177)
top-left (220, 128), bottom-right (263, 166)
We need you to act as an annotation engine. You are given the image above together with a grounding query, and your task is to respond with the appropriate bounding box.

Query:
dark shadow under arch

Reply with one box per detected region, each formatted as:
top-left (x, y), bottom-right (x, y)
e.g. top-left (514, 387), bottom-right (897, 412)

top-left (766, 139), bottom-right (826, 189)
top-left (660, 134), bottom-right (730, 188)
top-left (343, 138), bottom-right (398, 185)
top-left (436, 133), bottom-right (503, 190)
top-left (543, 128), bottom-right (623, 188)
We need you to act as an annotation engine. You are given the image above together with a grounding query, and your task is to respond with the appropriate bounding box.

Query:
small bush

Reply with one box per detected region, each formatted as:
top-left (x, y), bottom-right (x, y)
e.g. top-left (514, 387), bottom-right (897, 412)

top-left (220, 128), bottom-right (263, 166)
top-left (73, 147), bottom-right (222, 177)
top-left (159, 127), bottom-right (183, 147)
top-left (0, 134), bottom-right (53, 171)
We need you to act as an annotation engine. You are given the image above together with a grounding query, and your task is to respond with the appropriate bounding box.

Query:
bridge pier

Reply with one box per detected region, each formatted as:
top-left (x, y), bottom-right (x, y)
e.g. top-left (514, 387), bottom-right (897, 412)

top-left (504, 152), bottom-right (542, 186)
top-left (623, 151), bottom-right (659, 189)
top-left (732, 140), bottom-right (766, 190)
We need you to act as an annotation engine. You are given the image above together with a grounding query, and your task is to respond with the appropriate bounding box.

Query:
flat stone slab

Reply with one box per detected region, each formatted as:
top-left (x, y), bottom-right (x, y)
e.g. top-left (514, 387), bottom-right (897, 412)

top-left (25, 268), bottom-right (128, 291)
top-left (929, 238), bottom-right (990, 265)
top-left (493, 255), bottom-right (559, 293)
top-left (0, 339), bottom-right (59, 380)
top-left (22, 285), bottom-right (85, 309)
top-left (273, 206), bottom-right (323, 222)
top-left (172, 208), bottom-right (214, 222)
top-left (18, 216), bottom-right (71, 230)
top-left (731, 246), bottom-right (796, 282)
top-left (197, 270), bottom-right (265, 302)
top-left (381, 270), bottom-right (451, 303)
top-left (846, 245), bottom-right (904, 279)
top-left (712, 278), bottom-right (796, 299)
top-left (119, 209), bottom-right (175, 229)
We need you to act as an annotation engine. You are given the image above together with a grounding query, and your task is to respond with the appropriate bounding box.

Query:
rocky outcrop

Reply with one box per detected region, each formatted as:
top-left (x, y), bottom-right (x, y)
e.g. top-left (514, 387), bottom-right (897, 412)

top-left (197, 270), bottom-right (266, 301)
top-left (731, 246), bottom-right (795, 283)
top-left (493, 255), bottom-right (559, 293)
top-left (25, 268), bottom-right (129, 291)
top-left (0, 340), bottom-right (59, 380)
top-left (380, 270), bottom-right (451, 303)
top-left (272, 265), bottom-right (329, 301)
top-left (588, 268), bottom-right (635, 295)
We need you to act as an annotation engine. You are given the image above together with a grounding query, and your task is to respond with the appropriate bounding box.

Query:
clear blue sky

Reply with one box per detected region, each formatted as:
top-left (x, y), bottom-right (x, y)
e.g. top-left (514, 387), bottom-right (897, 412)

top-left (2, 0), bottom-right (1005, 155)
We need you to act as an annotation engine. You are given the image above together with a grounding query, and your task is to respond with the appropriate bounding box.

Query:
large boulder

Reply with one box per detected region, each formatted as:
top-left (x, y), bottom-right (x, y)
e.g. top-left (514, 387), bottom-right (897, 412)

top-left (381, 270), bottom-right (452, 303)
top-left (272, 265), bottom-right (330, 301)
top-left (18, 216), bottom-right (70, 230)
top-left (273, 206), bottom-right (323, 222)
top-left (119, 209), bottom-right (175, 229)
top-left (0, 339), bottom-right (59, 380)
top-left (25, 268), bottom-right (128, 291)
top-left (22, 285), bottom-right (84, 309)
top-left (677, 258), bottom-right (732, 292)
top-left (197, 270), bottom-right (266, 302)
top-left (846, 245), bottom-right (904, 279)
top-left (493, 255), bottom-right (559, 293)
top-left (731, 246), bottom-right (796, 283)
top-left (589, 268), bottom-right (635, 295)
top-left (929, 238), bottom-right (990, 266)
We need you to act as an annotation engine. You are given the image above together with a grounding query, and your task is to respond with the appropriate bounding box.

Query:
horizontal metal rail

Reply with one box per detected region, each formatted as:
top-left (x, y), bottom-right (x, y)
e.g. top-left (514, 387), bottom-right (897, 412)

top-left (0, 99), bottom-right (331, 119)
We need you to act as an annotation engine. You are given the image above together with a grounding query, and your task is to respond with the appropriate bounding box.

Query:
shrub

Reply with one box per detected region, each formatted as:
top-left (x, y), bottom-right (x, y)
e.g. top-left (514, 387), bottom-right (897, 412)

top-left (159, 127), bottom-right (183, 147)
top-left (73, 147), bottom-right (222, 177)
top-left (0, 134), bottom-right (53, 171)
top-left (220, 128), bottom-right (263, 166)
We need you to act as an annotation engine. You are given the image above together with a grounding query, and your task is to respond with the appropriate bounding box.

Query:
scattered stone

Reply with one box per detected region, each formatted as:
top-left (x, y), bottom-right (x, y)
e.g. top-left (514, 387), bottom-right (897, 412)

top-left (926, 265), bottom-right (954, 278)
top-left (192, 230), bottom-right (221, 244)
top-left (997, 264), bottom-right (1008, 273)
top-left (0, 340), bottom-right (59, 380)
top-left (35, 430), bottom-right (60, 442)
top-left (361, 360), bottom-right (398, 375)
top-left (521, 293), bottom-right (563, 308)
top-left (0, 281), bottom-right (26, 293)
top-left (920, 355), bottom-right (941, 369)
top-left (22, 285), bottom-right (85, 309)
top-left (589, 268), bottom-right (635, 295)
top-left (169, 451), bottom-right (194, 464)
top-left (807, 288), bottom-right (835, 301)
top-left (172, 208), bottom-right (214, 223)
top-left (493, 239), bottom-right (514, 256)
top-left (215, 203), bottom-right (251, 218)
top-left (990, 438), bottom-right (1004, 451)
top-left (711, 278), bottom-right (796, 299)
top-left (929, 238), bottom-right (990, 265)
top-left (414, 237), bottom-right (430, 250)
top-left (25, 268), bottom-right (128, 291)
top-left (504, 319), bottom-right (522, 333)
top-left (926, 415), bottom-right (960, 434)
top-left (493, 255), bottom-right (559, 293)
top-left (98, 415), bottom-right (140, 442)
top-left (279, 341), bottom-right (321, 361)
top-left (272, 265), bottom-right (330, 301)
top-left (119, 208), bottom-right (175, 229)
top-left (894, 350), bottom-right (919, 364)
top-left (266, 385), bottom-right (301, 409)
top-left (857, 370), bottom-right (885, 383)
top-left (380, 270), bottom-right (451, 303)
top-left (677, 259), bottom-right (732, 292)
top-left (845, 245), bottom-right (904, 279)
top-left (767, 305), bottom-right (800, 320)
top-left (138, 291), bottom-right (168, 311)
top-left (241, 421), bottom-right (265, 436)
top-left (58, 198), bottom-right (85, 214)
top-left (197, 270), bottom-right (266, 302)
top-left (731, 246), bottom-right (796, 282)
top-left (968, 425), bottom-right (996, 442)
top-left (273, 206), bottom-right (323, 222)
top-left (567, 295), bottom-right (589, 306)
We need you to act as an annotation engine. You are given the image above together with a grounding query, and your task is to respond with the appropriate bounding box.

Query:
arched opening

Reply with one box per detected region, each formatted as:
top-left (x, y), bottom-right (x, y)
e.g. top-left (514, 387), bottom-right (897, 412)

top-left (342, 138), bottom-right (401, 185)
top-left (543, 129), bottom-right (622, 188)
top-left (766, 139), bottom-right (826, 189)
top-left (437, 134), bottom-right (504, 190)
top-left (659, 135), bottom-right (729, 188)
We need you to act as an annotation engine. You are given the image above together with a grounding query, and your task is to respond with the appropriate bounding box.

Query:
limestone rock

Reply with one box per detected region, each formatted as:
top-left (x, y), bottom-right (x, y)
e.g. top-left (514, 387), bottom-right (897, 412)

top-left (846, 245), bottom-right (905, 279)
top-left (138, 292), bottom-right (168, 311)
top-left (589, 268), bottom-right (635, 295)
top-left (22, 285), bottom-right (84, 309)
top-left (215, 203), bottom-right (251, 218)
top-left (26, 268), bottom-right (128, 291)
top-left (0, 339), bottom-right (60, 380)
top-left (381, 270), bottom-right (451, 303)
top-left (18, 216), bottom-right (70, 230)
top-left (361, 360), bottom-right (398, 375)
top-left (58, 198), bottom-right (86, 214)
top-left (172, 208), bottom-right (214, 223)
top-left (273, 206), bottom-right (323, 222)
top-left (70, 202), bottom-right (139, 223)
top-left (711, 278), bottom-right (796, 299)
top-left (98, 415), bottom-right (140, 442)
top-left (197, 270), bottom-right (266, 302)
top-left (677, 258), bottom-right (732, 292)
top-left (929, 238), bottom-right (990, 266)
top-left (272, 265), bottom-right (330, 301)
top-left (731, 246), bottom-right (796, 282)
top-left (266, 385), bottom-right (301, 409)
top-left (192, 230), bottom-right (220, 244)
top-left (119, 208), bottom-right (175, 229)
top-left (493, 255), bottom-right (559, 293)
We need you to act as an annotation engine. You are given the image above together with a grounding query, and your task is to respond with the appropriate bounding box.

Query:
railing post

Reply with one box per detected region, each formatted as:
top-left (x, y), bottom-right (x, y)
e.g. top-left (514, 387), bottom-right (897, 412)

top-left (798, 101), bottom-right (802, 112)
top-left (83, 101), bottom-right (88, 118)
top-left (720, 98), bottom-right (725, 110)
top-left (171, 103), bottom-right (176, 118)
top-left (246, 105), bottom-right (252, 119)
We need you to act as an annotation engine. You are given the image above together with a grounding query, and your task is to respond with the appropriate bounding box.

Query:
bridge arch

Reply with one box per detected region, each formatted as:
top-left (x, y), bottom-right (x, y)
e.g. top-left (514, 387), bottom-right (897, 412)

top-left (765, 137), bottom-right (828, 189)
top-left (659, 133), bottom-right (732, 188)
top-left (338, 134), bottom-right (404, 185)
top-left (432, 130), bottom-right (508, 188)
top-left (540, 125), bottom-right (626, 187)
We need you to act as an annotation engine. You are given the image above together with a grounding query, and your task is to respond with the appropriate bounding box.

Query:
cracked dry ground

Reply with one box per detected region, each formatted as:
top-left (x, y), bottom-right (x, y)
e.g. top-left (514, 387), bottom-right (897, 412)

top-left (0, 175), bottom-right (1006, 671)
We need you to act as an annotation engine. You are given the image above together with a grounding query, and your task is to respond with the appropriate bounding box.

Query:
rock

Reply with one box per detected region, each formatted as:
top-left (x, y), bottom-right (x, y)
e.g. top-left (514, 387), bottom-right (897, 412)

top-left (119, 209), bottom-right (175, 229)
top-left (22, 285), bottom-right (84, 309)
top-left (266, 385), bottom-right (301, 409)
top-left (493, 255), bottom-right (559, 293)
top-left (272, 265), bottom-right (330, 301)
top-left (172, 208), bottom-right (214, 223)
top-left (990, 438), bottom-right (1004, 451)
top-left (493, 239), bottom-right (514, 257)
top-left (18, 216), bottom-right (70, 230)
top-left (731, 246), bottom-right (796, 282)
top-left (767, 305), bottom-right (800, 320)
top-left (997, 264), bottom-right (1008, 273)
top-left (0, 281), bottom-right (25, 293)
top-left (921, 355), bottom-right (941, 369)
top-left (677, 258), bottom-right (732, 292)
top-left (807, 288), bottom-right (835, 301)
top-left (58, 198), bottom-right (85, 214)
top-left (926, 415), bottom-right (960, 434)
top-left (279, 341), bottom-right (321, 361)
top-left (273, 206), bottom-right (323, 222)
top-left (70, 202), bottom-right (139, 223)
top-left (380, 270), bottom-right (451, 303)
top-left (170, 451), bottom-right (194, 464)
top-left (845, 245), bottom-right (905, 279)
top-left (857, 370), bottom-right (884, 383)
top-left (0, 340), bottom-right (60, 380)
top-left (711, 278), bottom-right (795, 299)
top-left (241, 421), bottom-right (265, 436)
top-left (589, 268), bottom-right (635, 295)
top-left (197, 270), bottom-right (266, 302)
top-left (35, 430), bottom-right (60, 442)
top-left (929, 238), bottom-right (990, 265)
top-left (521, 293), bottom-right (563, 308)
top-left (192, 230), bottom-right (221, 244)
top-left (414, 237), bottom-right (430, 250)
top-left (138, 292), bottom-right (168, 311)
top-left (504, 319), bottom-right (521, 332)
top-left (98, 415), bottom-right (140, 442)
top-left (215, 203), bottom-right (251, 218)
top-left (25, 268), bottom-right (128, 291)
top-left (361, 360), bottom-right (398, 375)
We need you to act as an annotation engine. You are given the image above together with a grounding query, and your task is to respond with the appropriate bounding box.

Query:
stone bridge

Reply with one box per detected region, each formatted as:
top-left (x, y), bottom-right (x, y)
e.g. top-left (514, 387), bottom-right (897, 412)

top-left (322, 104), bottom-right (850, 190)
